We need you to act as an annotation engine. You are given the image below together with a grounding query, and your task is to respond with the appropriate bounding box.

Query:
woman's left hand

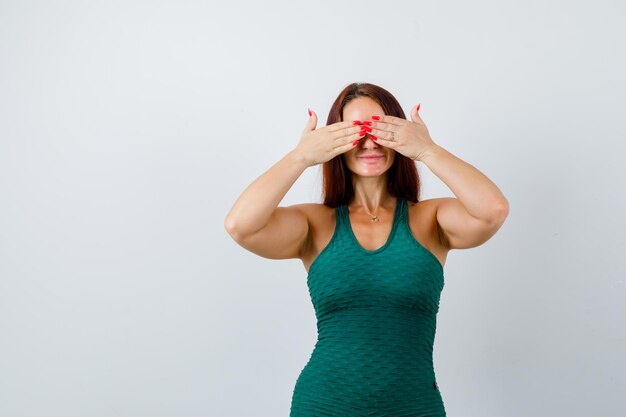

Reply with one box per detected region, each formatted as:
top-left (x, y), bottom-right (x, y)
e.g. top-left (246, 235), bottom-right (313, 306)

top-left (368, 104), bottom-right (437, 161)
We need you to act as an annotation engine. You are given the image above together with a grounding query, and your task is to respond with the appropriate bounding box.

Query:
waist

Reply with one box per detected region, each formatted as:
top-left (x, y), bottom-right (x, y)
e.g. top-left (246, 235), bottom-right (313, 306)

top-left (315, 304), bottom-right (438, 346)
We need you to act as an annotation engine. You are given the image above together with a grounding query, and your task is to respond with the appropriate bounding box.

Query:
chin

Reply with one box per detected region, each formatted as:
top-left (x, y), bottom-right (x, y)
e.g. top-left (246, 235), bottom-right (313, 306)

top-left (350, 164), bottom-right (394, 176)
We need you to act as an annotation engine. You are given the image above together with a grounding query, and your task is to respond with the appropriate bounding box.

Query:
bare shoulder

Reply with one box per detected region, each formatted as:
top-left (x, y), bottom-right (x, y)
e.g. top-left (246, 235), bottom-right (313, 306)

top-left (289, 202), bottom-right (334, 226)
top-left (405, 198), bottom-right (449, 269)
top-left (405, 197), bottom-right (441, 224)
top-left (294, 203), bottom-right (337, 272)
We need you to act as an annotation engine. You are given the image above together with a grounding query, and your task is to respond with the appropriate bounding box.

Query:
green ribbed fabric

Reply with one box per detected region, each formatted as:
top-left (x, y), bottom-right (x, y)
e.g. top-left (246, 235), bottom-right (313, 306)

top-left (290, 197), bottom-right (446, 416)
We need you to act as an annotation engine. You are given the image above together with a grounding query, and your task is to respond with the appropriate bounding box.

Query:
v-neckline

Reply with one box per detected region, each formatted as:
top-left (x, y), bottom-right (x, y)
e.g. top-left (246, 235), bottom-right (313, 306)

top-left (343, 197), bottom-right (402, 254)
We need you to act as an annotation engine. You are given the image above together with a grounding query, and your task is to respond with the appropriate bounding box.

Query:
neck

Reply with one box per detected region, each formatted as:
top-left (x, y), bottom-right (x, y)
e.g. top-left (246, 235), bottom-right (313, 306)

top-left (350, 174), bottom-right (391, 211)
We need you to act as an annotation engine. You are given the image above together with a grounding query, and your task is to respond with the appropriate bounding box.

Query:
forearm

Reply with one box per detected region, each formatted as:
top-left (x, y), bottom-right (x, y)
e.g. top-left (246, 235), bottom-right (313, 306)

top-left (418, 144), bottom-right (508, 219)
top-left (224, 148), bottom-right (309, 236)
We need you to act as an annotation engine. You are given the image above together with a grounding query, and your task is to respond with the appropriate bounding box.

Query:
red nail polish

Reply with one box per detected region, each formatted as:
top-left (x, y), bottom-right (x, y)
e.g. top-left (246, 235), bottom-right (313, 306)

top-left (359, 131), bottom-right (366, 136)
top-left (352, 120), bottom-right (362, 125)
top-left (352, 140), bottom-right (359, 146)
top-left (371, 135), bottom-right (378, 141)
top-left (363, 121), bottom-right (372, 126)
top-left (372, 115), bottom-right (380, 120)
top-left (363, 126), bottom-right (372, 132)
top-left (416, 104), bottom-right (420, 112)
top-left (308, 108), bottom-right (312, 116)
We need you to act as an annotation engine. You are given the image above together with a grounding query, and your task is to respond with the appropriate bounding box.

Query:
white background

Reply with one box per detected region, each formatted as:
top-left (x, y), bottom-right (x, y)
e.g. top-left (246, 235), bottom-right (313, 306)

top-left (1, 1), bottom-right (624, 416)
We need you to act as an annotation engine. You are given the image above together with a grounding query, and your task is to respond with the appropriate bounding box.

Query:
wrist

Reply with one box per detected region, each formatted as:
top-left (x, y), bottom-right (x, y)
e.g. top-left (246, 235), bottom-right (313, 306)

top-left (416, 144), bottom-right (442, 162)
top-left (287, 148), bottom-right (310, 170)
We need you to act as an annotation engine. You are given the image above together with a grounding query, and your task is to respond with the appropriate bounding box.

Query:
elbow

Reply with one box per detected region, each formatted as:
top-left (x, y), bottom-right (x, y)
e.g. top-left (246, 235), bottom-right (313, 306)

top-left (224, 215), bottom-right (254, 242)
top-left (497, 198), bottom-right (509, 215)
top-left (224, 215), bottom-right (239, 237)
top-left (492, 198), bottom-right (510, 223)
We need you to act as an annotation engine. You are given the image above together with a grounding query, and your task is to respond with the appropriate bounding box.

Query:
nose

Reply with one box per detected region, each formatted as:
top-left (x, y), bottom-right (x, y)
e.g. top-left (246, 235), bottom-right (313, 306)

top-left (360, 134), bottom-right (379, 147)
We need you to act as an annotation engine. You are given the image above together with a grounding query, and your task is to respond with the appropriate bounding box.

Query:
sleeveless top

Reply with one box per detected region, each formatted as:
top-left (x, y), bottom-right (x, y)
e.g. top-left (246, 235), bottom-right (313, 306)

top-left (289, 197), bottom-right (447, 416)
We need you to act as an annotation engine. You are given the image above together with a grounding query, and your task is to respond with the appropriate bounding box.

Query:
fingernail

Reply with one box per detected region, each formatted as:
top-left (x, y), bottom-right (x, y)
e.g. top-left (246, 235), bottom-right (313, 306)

top-left (363, 121), bottom-right (372, 126)
top-left (359, 131), bottom-right (366, 136)
top-left (371, 135), bottom-right (378, 141)
top-left (372, 115), bottom-right (380, 120)
top-left (308, 108), bottom-right (312, 116)
top-left (352, 120), bottom-right (362, 125)
top-left (363, 126), bottom-right (372, 132)
top-left (352, 140), bottom-right (359, 146)
top-left (416, 104), bottom-right (420, 112)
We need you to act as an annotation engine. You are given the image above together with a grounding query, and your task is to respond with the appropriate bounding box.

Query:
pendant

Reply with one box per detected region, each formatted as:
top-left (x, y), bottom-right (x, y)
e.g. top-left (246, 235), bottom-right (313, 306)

top-left (370, 216), bottom-right (380, 222)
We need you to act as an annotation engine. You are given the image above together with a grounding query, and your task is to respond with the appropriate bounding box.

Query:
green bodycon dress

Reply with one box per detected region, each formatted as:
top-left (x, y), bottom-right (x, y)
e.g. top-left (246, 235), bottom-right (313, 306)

top-left (289, 197), bottom-right (447, 416)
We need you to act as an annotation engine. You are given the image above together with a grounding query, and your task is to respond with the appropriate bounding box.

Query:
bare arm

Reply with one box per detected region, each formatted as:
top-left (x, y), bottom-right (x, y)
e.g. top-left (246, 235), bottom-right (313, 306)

top-left (420, 144), bottom-right (509, 250)
top-left (224, 110), bottom-right (363, 260)
top-left (223, 149), bottom-right (311, 259)
top-left (369, 107), bottom-right (509, 251)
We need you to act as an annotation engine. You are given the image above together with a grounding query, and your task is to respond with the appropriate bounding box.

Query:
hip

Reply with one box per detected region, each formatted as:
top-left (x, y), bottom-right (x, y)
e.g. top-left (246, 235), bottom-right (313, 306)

top-left (290, 358), bottom-right (445, 416)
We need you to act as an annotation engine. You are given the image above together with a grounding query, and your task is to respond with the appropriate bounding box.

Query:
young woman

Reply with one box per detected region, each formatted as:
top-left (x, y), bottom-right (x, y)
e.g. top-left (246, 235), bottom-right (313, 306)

top-left (224, 82), bottom-right (509, 416)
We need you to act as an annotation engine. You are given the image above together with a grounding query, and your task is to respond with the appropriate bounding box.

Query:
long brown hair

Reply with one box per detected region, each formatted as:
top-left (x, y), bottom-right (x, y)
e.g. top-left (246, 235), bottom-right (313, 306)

top-left (321, 82), bottom-right (421, 207)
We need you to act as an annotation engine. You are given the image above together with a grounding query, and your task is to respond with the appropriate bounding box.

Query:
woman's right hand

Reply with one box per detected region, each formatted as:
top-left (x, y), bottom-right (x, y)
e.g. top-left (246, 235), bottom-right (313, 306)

top-left (294, 109), bottom-right (366, 167)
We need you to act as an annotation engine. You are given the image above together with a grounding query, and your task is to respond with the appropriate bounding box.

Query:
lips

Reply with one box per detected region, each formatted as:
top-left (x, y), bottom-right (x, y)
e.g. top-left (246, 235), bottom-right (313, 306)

top-left (358, 154), bottom-right (384, 158)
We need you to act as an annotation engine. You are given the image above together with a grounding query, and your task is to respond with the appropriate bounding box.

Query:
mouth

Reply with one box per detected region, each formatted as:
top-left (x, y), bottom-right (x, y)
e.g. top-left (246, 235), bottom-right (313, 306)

top-left (358, 155), bottom-right (385, 164)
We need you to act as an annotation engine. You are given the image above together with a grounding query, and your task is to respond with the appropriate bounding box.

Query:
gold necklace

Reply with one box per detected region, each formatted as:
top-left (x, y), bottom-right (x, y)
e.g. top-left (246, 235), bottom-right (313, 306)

top-left (360, 198), bottom-right (393, 223)
top-left (363, 207), bottom-right (380, 222)
top-left (350, 198), bottom-right (393, 223)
